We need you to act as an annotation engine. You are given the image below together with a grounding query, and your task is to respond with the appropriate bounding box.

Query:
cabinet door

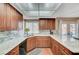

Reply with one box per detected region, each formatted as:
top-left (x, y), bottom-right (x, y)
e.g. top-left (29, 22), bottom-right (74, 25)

top-left (54, 41), bottom-right (61, 55)
top-left (51, 38), bottom-right (72, 55)
top-left (6, 4), bottom-right (18, 30)
top-left (39, 18), bottom-right (55, 30)
top-left (51, 39), bottom-right (59, 55)
top-left (51, 39), bottom-right (55, 54)
top-left (6, 45), bottom-right (19, 55)
top-left (47, 20), bottom-right (52, 30)
top-left (27, 37), bottom-right (36, 52)
top-left (47, 19), bottom-right (55, 30)
top-left (36, 36), bottom-right (51, 48)
top-left (0, 4), bottom-right (23, 31)
top-left (10, 7), bottom-right (18, 30)
top-left (6, 4), bottom-right (12, 30)
top-left (59, 44), bottom-right (72, 55)
top-left (39, 19), bottom-right (47, 30)
top-left (52, 19), bottom-right (55, 29)
top-left (0, 4), bottom-right (7, 31)
top-left (6, 4), bottom-right (23, 30)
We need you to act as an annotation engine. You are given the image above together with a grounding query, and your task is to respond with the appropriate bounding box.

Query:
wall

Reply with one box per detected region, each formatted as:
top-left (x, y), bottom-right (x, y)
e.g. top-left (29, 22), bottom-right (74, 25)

top-left (53, 3), bottom-right (79, 17)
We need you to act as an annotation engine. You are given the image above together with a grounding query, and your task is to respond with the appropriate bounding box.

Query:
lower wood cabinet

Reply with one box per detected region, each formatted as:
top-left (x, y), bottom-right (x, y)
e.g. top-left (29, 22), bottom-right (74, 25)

top-left (50, 38), bottom-right (73, 55)
top-left (6, 45), bottom-right (19, 55)
top-left (6, 36), bottom-right (79, 55)
top-left (26, 36), bottom-right (79, 55)
top-left (36, 36), bottom-right (51, 48)
top-left (26, 37), bottom-right (36, 52)
top-left (26, 36), bottom-right (51, 52)
top-left (51, 39), bottom-right (60, 55)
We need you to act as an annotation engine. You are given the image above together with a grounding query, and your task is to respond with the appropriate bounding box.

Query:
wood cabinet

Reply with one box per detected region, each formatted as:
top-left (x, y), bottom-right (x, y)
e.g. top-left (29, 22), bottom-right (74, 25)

top-left (26, 36), bottom-right (51, 52)
top-left (6, 4), bottom-right (23, 30)
top-left (0, 3), bottom-right (23, 31)
top-left (51, 39), bottom-right (62, 55)
top-left (6, 45), bottom-right (19, 55)
top-left (47, 18), bottom-right (55, 30)
top-left (39, 19), bottom-right (47, 30)
top-left (39, 18), bottom-right (55, 30)
top-left (36, 36), bottom-right (51, 48)
top-left (50, 37), bottom-right (73, 55)
top-left (0, 4), bottom-right (7, 31)
top-left (27, 37), bottom-right (36, 52)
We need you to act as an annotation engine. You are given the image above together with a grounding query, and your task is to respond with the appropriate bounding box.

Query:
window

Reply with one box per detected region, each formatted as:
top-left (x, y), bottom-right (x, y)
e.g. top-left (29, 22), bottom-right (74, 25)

top-left (61, 24), bottom-right (67, 35)
top-left (61, 23), bottom-right (78, 37)
top-left (70, 24), bottom-right (76, 36)
top-left (25, 21), bottom-right (39, 34)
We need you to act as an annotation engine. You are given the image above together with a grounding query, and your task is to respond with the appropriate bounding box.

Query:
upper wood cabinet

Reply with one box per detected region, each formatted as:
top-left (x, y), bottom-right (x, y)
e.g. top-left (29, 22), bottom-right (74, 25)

top-left (47, 18), bottom-right (55, 30)
top-left (39, 18), bottom-right (55, 30)
top-left (0, 3), bottom-right (23, 31)
top-left (39, 19), bottom-right (47, 30)
top-left (0, 4), bottom-right (7, 31)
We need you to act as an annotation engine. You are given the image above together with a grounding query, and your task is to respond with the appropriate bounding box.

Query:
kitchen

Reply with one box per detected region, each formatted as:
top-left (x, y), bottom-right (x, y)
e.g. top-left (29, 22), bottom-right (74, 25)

top-left (0, 3), bottom-right (79, 55)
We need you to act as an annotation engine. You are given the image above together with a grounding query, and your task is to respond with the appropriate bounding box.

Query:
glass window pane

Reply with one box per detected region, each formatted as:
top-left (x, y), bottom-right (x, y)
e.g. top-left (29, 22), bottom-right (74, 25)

top-left (70, 24), bottom-right (76, 36)
top-left (25, 21), bottom-right (39, 34)
top-left (62, 24), bottom-right (67, 35)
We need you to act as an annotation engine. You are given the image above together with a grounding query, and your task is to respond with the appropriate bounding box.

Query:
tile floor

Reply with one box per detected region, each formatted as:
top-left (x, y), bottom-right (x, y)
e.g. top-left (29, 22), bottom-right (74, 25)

top-left (27, 48), bottom-right (53, 55)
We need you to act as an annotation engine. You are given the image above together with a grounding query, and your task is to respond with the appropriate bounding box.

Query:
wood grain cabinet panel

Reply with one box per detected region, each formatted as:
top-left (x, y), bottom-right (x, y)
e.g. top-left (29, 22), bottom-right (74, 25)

top-left (51, 38), bottom-right (60, 55)
top-left (6, 4), bottom-right (23, 30)
top-left (26, 37), bottom-right (36, 52)
top-left (47, 18), bottom-right (55, 30)
top-left (26, 36), bottom-right (51, 52)
top-left (0, 3), bottom-right (23, 31)
top-left (39, 18), bottom-right (55, 30)
top-left (50, 38), bottom-right (73, 55)
top-left (6, 45), bottom-right (19, 55)
top-left (39, 19), bottom-right (47, 30)
top-left (0, 4), bottom-right (7, 31)
top-left (36, 36), bottom-right (51, 48)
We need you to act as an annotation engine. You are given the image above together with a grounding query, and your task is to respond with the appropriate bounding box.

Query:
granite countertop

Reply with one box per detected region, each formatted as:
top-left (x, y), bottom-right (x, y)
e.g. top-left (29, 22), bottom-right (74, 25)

top-left (50, 35), bottom-right (79, 53)
top-left (0, 33), bottom-right (79, 55)
top-left (0, 34), bottom-right (35, 55)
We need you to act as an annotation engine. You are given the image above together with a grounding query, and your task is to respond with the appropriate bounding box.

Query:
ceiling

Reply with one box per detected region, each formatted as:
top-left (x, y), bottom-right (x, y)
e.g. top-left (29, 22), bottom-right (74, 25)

top-left (11, 3), bottom-right (62, 19)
